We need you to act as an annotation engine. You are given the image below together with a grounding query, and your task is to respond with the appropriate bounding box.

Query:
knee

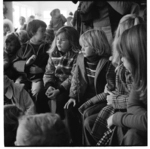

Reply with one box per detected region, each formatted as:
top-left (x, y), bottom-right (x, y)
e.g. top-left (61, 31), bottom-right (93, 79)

top-left (84, 117), bottom-right (92, 133)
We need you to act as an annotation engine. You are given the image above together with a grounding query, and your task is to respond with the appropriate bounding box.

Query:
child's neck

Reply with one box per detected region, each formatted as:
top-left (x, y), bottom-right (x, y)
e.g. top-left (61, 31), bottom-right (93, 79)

top-left (30, 37), bottom-right (42, 45)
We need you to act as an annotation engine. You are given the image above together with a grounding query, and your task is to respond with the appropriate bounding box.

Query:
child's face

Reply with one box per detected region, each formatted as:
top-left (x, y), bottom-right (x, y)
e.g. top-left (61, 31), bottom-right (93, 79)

top-left (121, 57), bottom-right (132, 72)
top-left (56, 32), bottom-right (70, 53)
top-left (34, 27), bottom-right (46, 42)
top-left (112, 49), bottom-right (120, 67)
top-left (81, 42), bottom-right (95, 57)
top-left (4, 25), bottom-right (10, 36)
top-left (5, 41), bottom-right (16, 54)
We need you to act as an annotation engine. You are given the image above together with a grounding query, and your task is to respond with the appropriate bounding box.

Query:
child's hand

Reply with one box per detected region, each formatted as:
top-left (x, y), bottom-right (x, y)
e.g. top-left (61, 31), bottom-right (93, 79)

top-left (64, 98), bottom-right (76, 109)
top-left (45, 86), bottom-right (55, 97)
top-left (107, 114), bottom-right (114, 128)
top-left (106, 91), bottom-right (115, 105)
top-left (26, 55), bottom-right (36, 66)
top-left (29, 65), bottom-right (43, 74)
top-left (47, 89), bottom-right (60, 100)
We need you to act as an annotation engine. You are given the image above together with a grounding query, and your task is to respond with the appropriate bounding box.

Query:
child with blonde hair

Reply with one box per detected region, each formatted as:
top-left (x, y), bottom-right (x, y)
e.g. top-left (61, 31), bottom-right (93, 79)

top-left (77, 14), bottom-right (143, 145)
top-left (3, 18), bottom-right (14, 47)
top-left (64, 29), bottom-right (111, 145)
top-left (15, 113), bottom-right (70, 146)
top-left (36, 26), bottom-right (80, 117)
top-left (107, 24), bottom-right (147, 146)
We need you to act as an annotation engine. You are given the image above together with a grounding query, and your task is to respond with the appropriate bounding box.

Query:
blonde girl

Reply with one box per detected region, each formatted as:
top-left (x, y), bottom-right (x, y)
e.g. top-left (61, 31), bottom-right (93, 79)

top-left (78, 14), bottom-right (144, 145)
top-left (107, 24), bottom-right (147, 145)
top-left (64, 29), bottom-right (111, 145)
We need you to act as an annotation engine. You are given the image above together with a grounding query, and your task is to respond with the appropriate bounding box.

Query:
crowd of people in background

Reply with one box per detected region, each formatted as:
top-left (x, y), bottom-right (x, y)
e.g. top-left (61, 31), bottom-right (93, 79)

top-left (3, 1), bottom-right (147, 147)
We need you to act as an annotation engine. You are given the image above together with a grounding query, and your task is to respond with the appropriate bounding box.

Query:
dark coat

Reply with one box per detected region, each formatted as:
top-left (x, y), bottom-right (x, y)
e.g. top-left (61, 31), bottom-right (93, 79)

top-left (69, 53), bottom-right (110, 106)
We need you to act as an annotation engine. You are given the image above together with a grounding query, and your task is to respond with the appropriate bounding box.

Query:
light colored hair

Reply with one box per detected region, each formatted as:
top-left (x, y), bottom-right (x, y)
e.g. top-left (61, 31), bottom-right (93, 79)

top-left (3, 18), bottom-right (14, 33)
top-left (119, 24), bottom-right (146, 99)
top-left (16, 113), bottom-right (70, 146)
top-left (48, 26), bottom-right (80, 56)
top-left (111, 14), bottom-right (144, 67)
top-left (79, 29), bottom-right (111, 57)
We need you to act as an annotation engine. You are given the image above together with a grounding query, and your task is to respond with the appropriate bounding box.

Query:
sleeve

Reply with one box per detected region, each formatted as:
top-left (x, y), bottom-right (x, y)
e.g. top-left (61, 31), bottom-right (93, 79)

top-left (69, 64), bottom-right (79, 100)
top-left (112, 89), bottom-right (147, 131)
top-left (20, 88), bottom-right (36, 115)
top-left (61, 14), bottom-right (67, 24)
top-left (106, 63), bottom-right (116, 91)
top-left (14, 84), bottom-right (36, 115)
top-left (60, 55), bottom-right (77, 92)
top-left (43, 56), bottom-right (56, 89)
top-left (4, 51), bottom-right (10, 69)
top-left (49, 20), bottom-right (53, 29)
top-left (78, 93), bottom-right (107, 114)
top-left (12, 45), bottom-right (27, 73)
top-left (111, 94), bottom-right (129, 109)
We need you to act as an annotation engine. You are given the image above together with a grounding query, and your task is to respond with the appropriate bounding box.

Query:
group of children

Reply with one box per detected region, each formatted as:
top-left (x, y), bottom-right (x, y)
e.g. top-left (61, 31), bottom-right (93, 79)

top-left (4, 11), bottom-right (147, 146)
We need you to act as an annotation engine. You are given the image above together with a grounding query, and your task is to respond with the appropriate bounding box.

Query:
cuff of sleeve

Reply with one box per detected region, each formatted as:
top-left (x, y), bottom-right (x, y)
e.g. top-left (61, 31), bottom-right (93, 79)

top-left (44, 82), bottom-right (55, 90)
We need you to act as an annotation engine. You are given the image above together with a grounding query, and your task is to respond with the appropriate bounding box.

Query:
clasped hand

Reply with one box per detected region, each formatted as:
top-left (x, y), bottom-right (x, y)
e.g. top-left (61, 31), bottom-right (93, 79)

top-left (45, 86), bottom-right (60, 100)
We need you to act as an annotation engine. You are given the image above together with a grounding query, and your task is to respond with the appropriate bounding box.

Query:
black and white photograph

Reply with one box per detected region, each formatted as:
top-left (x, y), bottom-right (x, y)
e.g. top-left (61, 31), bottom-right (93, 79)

top-left (3, 0), bottom-right (147, 147)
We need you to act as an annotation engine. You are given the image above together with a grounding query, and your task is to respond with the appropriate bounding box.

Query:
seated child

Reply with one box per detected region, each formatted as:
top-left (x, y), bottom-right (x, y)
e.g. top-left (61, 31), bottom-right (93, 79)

top-left (4, 104), bottom-right (24, 146)
top-left (36, 26), bottom-right (80, 117)
top-left (4, 75), bottom-right (36, 115)
top-left (4, 32), bottom-right (21, 81)
top-left (107, 24), bottom-right (147, 146)
top-left (79, 14), bottom-right (143, 145)
top-left (64, 29), bottom-right (111, 145)
top-left (12, 19), bottom-right (50, 100)
top-left (48, 9), bottom-right (67, 34)
top-left (15, 113), bottom-right (70, 146)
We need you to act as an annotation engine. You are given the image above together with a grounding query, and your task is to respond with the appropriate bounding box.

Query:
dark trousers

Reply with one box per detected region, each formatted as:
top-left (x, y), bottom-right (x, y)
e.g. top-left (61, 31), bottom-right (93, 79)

top-left (35, 88), bottom-right (50, 113)
top-left (65, 105), bottom-right (82, 146)
top-left (36, 88), bottom-right (69, 119)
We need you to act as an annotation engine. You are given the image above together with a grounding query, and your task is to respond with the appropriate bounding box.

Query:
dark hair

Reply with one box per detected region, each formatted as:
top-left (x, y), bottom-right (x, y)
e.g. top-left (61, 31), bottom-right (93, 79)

top-left (5, 32), bottom-right (21, 51)
top-left (50, 9), bottom-right (60, 17)
top-left (69, 12), bottom-right (73, 16)
top-left (119, 24), bottom-right (146, 98)
top-left (49, 26), bottom-right (81, 55)
top-left (26, 19), bottom-right (47, 38)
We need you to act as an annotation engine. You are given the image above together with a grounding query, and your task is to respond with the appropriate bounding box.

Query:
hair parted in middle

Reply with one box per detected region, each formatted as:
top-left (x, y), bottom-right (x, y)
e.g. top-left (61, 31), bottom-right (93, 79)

top-left (48, 26), bottom-right (81, 55)
top-left (26, 19), bottom-right (47, 38)
top-left (111, 14), bottom-right (144, 67)
top-left (79, 29), bottom-right (111, 57)
top-left (119, 24), bottom-right (146, 98)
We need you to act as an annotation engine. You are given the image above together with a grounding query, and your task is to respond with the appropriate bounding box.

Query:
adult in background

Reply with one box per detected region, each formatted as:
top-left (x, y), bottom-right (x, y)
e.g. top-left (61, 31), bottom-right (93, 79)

top-left (48, 9), bottom-right (67, 34)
